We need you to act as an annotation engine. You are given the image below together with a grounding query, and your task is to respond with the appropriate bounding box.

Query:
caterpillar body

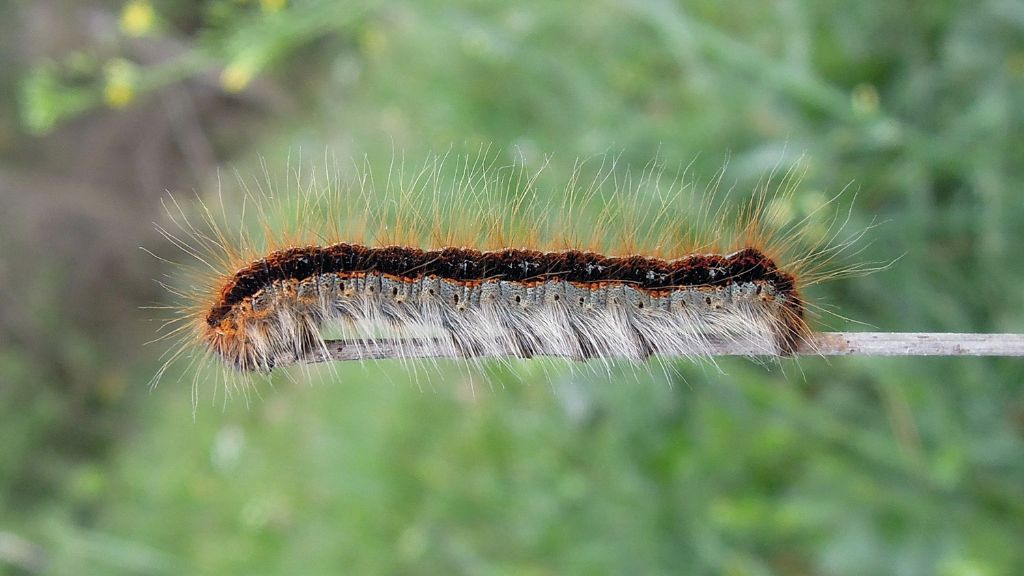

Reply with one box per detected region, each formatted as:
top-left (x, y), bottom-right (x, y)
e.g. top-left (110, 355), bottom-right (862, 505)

top-left (206, 244), bottom-right (803, 371)
top-left (151, 151), bottom-right (863, 397)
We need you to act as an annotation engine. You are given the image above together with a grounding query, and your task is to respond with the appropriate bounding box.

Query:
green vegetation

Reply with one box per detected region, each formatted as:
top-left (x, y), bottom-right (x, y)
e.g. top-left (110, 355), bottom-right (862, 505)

top-left (2, 0), bottom-right (1023, 574)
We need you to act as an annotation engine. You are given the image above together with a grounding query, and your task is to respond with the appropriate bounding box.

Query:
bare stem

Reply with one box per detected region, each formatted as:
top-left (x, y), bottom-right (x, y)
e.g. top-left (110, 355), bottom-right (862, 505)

top-left (288, 333), bottom-right (1024, 367)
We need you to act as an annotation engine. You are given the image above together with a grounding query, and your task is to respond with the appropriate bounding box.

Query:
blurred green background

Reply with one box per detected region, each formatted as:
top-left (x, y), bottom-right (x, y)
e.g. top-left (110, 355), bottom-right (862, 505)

top-left (2, 0), bottom-right (1024, 574)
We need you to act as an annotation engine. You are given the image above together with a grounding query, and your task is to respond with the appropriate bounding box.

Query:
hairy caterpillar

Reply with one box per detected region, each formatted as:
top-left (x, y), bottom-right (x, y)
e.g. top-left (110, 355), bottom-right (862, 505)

top-left (149, 150), bottom-right (867, 399)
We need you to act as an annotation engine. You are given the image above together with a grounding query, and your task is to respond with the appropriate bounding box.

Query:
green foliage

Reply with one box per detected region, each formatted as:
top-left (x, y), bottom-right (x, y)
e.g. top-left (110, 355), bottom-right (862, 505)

top-left (20, 63), bottom-right (99, 135)
top-left (3, 0), bottom-right (1024, 574)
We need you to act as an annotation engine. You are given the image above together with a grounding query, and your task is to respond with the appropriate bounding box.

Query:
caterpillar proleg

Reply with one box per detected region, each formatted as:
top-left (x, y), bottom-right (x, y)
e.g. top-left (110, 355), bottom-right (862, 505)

top-left (149, 150), bottom-right (868, 397)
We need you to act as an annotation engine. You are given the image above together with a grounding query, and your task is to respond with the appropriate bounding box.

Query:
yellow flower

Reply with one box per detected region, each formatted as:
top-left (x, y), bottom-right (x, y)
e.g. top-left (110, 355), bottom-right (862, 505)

top-left (120, 0), bottom-right (155, 37)
top-left (220, 61), bottom-right (256, 93)
top-left (103, 59), bottom-right (138, 108)
top-left (104, 83), bottom-right (134, 108)
top-left (360, 26), bottom-right (388, 57)
top-left (260, 0), bottom-right (287, 13)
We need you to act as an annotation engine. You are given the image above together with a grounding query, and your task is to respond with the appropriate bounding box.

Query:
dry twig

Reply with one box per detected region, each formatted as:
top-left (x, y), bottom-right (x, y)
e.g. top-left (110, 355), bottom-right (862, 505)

top-left (289, 333), bottom-right (1024, 367)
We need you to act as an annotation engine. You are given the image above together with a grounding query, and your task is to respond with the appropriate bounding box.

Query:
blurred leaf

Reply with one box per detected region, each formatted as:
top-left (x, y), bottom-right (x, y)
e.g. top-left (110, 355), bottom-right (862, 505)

top-left (19, 63), bottom-right (97, 134)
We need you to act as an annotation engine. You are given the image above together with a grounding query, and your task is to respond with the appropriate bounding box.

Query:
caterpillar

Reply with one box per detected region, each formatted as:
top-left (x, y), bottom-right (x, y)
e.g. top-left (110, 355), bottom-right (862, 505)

top-left (149, 150), bottom-right (867, 399)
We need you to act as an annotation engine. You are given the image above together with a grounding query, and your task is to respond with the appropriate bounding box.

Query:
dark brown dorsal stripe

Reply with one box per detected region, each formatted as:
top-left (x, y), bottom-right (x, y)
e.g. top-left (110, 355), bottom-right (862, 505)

top-left (207, 244), bottom-right (797, 327)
